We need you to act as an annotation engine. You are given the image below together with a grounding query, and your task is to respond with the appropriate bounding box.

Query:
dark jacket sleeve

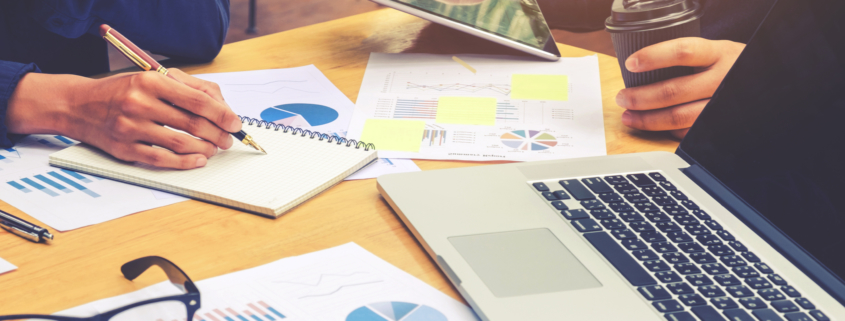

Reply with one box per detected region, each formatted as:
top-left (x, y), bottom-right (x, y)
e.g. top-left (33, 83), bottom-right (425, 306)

top-left (0, 61), bottom-right (39, 148)
top-left (538, 0), bottom-right (614, 32)
top-left (25, 0), bottom-right (231, 62)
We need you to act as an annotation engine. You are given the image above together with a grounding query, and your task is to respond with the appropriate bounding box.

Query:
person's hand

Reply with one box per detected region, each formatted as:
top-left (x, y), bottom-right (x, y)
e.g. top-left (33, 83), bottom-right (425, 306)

top-left (616, 37), bottom-right (745, 139)
top-left (5, 68), bottom-right (242, 169)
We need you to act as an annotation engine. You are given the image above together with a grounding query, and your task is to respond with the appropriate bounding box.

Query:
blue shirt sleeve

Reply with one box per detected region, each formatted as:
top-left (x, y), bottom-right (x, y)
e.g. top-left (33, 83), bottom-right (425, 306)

top-left (0, 60), bottom-right (39, 148)
top-left (25, 0), bottom-right (230, 62)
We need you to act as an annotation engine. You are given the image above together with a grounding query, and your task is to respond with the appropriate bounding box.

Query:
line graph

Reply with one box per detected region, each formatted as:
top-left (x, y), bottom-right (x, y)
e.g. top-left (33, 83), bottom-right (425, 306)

top-left (274, 272), bottom-right (369, 286)
top-left (297, 280), bottom-right (384, 299)
top-left (405, 82), bottom-right (511, 95)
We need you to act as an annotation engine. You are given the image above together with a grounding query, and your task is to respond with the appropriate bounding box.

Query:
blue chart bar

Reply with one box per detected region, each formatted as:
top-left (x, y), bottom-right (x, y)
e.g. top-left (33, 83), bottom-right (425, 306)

top-left (393, 99), bottom-right (438, 119)
top-left (61, 169), bottom-right (93, 183)
top-left (266, 307), bottom-right (285, 319)
top-left (54, 135), bottom-right (74, 144)
top-left (48, 171), bottom-right (101, 198)
top-left (496, 102), bottom-right (518, 121)
top-left (3, 148), bottom-right (14, 153)
top-left (384, 158), bottom-right (394, 165)
top-left (20, 178), bottom-right (59, 197)
top-left (7, 181), bottom-right (32, 193)
top-left (35, 174), bottom-right (72, 194)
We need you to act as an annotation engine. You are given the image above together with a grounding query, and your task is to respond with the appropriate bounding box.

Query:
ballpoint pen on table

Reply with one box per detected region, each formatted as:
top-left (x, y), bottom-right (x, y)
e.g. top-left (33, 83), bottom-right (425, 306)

top-left (0, 209), bottom-right (53, 244)
top-left (99, 24), bottom-right (267, 154)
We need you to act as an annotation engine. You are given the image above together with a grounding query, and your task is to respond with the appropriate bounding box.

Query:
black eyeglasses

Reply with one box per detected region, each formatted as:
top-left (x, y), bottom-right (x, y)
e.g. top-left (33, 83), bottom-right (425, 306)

top-left (0, 256), bottom-right (201, 321)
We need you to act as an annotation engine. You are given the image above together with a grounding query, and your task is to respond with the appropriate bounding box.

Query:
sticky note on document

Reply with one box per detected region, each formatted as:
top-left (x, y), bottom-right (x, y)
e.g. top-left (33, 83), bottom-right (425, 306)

top-left (511, 74), bottom-right (569, 101)
top-left (436, 96), bottom-right (497, 126)
top-left (360, 119), bottom-right (426, 152)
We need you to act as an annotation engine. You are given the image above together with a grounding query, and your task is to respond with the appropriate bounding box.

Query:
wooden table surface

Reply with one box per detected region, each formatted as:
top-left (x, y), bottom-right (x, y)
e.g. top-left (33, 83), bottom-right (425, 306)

top-left (0, 9), bottom-right (679, 315)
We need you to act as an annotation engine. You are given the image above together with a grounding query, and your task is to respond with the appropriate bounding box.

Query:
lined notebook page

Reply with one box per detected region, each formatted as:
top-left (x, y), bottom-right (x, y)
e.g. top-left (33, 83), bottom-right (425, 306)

top-left (49, 126), bottom-right (377, 217)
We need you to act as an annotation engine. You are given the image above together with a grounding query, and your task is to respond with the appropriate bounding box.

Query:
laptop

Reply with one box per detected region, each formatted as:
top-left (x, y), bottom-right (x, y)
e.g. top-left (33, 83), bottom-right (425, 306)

top-left (377, 0), bottom-right (845, 320)
top-left (369, 0), bottom-right (561, 61)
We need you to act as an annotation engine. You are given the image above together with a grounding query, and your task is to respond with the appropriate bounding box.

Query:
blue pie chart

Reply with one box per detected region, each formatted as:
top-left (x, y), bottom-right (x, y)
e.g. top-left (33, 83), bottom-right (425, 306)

top-left (260, 103), bottom-right (339, 126)
top-left (346, 302), bottom-right (447, 321)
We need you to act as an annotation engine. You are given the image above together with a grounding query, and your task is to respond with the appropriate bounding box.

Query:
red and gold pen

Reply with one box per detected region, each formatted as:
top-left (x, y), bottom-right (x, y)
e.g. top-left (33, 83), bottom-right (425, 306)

top-left (99, 24), bottom-right (267, 154)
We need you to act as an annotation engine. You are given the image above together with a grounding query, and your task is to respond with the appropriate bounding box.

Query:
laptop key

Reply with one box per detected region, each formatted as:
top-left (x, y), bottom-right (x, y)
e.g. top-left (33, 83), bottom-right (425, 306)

top-left (755, 263), bottom-right (774, 274)
top-left (716, 230), bottom-right (735, 241)
top-left (685, 224), bottom-right (711, 235)
top-left (701, 263), bottom-right (729, 275)
top-left (751, 309), bottom-right (783, 321)
top-left (726, 285), bottom-right (755, 298)
top-left (708, 244), bottom-right (735, 256)
top-left (768, 274), bottom-right (787, 286)
top-left (690, 306), bottom-right (726, 321)
top-left (553, 190), bottom-right (571, 199)
top-left (739, 297), bottom-right (767, 309)
top-left (581, 177), bottom-right (613, 194)
top-left (646, 212), bottom-right (672, 222)
top-left (680, 200), bottom-right (699, 210)
top-left (667, 282), bottom-right (695, 295)
top-left (698, 234), bottom-right (723, 246)
top-left (678, 242), bottom-right (705, 253)
top-left (743, 251), bottom-right (761, 263)
top-left (559, 179), bottom-right (595, 200)
top-left (690, 252), bottom-right (717, 264)
top-left (663, 252), bottom-right (689, 264)
top-left (808, 310), bottom-right (829, 321)
top-left (723, 309), bottom-right (755, 321)
top-left (705, 220), bottom-right (724, 230)
top-left (699, 285), bottom-right (727, 298)
top-left (667, 231), bottom-right (694, 243)
top-left (616, 184), bottom-right (639, 194)
top-left (641, 231), bottom-right (667, 243)
top-left (759, 288), bottom-right (786, 301)
top-left (627, 173), bottom-right (656, 187)
top-left (599, 193), bottom-right (623, 203)
top-left (665, 311), bottom-right (697, 321)
top-left (649, 172), bottom-right (667, 181)
top-left (675, 263), bottom-right (702, 275)
top-left (781, 286), bottom-right (801, 297)
top-left (652, 196), bottom-right (677, 206)
top-left (720, 255), bottom-right (746, 267)
top-left (711, 297), bottom-right (739, 309)
top-left (550, 201), bottom-right (568, 210)
top-left (581, 199), bottom-right (605, 210)
top-left (728, 241), bottom-right (747, 252)
top-left (632, 249), bottom-right (660, 261)
top-left (674, 214), bottom-right (699, 225)
top-left (686, 274), bottom-right (713, 286)
top-left (532, 182), bottom-right (550, 191)
top-left (691, 210), bottom-right (712, 220)
top-left (635, 202), bottom-right (661, 212)
top-left (656, 222), bottom-right (682, 232)
top-left (794, 298), bottom-right (814, 310)
top-left (572, 219), bottom-right (602, 232)
top-left (745, 277), bottom-right (772, 289)
top-left (619, 211), bottom-right (644, 222)
top-left (621, 239), bottom-right (649, 250)
top-left (625, 193), bottom-right (650, 203)
top-left (783, 312), bottom-right (813, 321)
top-left (644, 260), bottom-right (671, 272)
top-left (655, 271), bottom-right (683, 283)
top-left (642, 186), bottom-right (666, 196)
top-left (714, 274), bottom-right (742, 286)
top-left (653, 299), bottom-right (684, 312)
top-left (771, 300), bottom-right (800, 313)
top-left (603, 175), bottom-right (628, 185)
top-left (611, 229), bottom-right (637, 240)
top-left (678, 294), bottom-right (708, 306)
top-left (670, 190), bottom-right (688, 200)
top-left (608, 202), bottom-right (635, 212)
top-left (583, 232), bottom-right (657, 286)
top-left (561, 209), bottom-right (589, 220)
top-left (659, 181), bottom-right (677, 190)
top-left (591, 209), bottom-right (615, 219)
top-left (652, 242), bottom-right (678, 253)
top-left (541, 191), bottom-right (558, 200)
top-left (630, 221), bottom-right (655, 232)
top-left (664, 205), bottom-right (689, 215)
top-left (600, 219), bottom-right (625, 230)
top-left (639, 285), bottom-right (672, 300)
top-left (734, 266), bottom-right (760, 278)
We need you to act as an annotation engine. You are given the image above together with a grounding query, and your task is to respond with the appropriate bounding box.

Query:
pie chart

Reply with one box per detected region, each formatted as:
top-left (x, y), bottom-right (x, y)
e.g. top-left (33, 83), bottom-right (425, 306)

top-left (500, 130), bottom-right (557, 151)
top-left (346, 302), bottom-right (447, 321)
top-left (260, 103), bottom-right (339, 127)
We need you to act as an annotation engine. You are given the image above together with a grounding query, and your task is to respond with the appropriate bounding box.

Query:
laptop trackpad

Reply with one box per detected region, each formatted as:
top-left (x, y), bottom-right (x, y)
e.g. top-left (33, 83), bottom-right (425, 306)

top-left (449, 228), bottom-right (601, 297)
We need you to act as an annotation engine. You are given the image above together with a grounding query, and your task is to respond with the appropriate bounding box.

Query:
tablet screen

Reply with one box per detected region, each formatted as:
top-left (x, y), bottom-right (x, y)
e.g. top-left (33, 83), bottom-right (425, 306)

top-left (389, 0), bottom-right (555, 51)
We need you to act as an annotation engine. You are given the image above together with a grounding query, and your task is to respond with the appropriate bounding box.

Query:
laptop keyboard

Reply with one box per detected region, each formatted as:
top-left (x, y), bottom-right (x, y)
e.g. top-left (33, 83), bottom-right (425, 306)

top-left (532, 172), bottom-right (831, 321)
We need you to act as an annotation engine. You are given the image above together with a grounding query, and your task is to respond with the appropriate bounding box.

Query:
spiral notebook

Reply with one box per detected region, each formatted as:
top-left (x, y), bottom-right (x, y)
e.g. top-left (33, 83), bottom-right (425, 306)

top-left (48, 117), bottom-right (378, 217)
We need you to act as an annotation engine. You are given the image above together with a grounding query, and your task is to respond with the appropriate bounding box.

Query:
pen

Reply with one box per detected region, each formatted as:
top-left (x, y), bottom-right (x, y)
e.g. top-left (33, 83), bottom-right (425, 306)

top-left (99, 24), bottom-right (267, 154)
top-left (0, 209), bottom-right (53, 244)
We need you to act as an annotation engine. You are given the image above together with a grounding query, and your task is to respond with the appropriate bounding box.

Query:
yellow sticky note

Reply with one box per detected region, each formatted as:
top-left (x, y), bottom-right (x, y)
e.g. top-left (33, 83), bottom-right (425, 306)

top-left (435, 96), bottom-right (497, 126)
top-left (511, 74), bottom-right (569, 101)
top-left (359, 119), bottom-right (426, 152)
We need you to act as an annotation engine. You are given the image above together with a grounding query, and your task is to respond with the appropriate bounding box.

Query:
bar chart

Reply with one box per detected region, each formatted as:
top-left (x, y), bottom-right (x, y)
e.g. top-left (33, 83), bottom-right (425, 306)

top-left (195, 300), bottom-right (286, 321)
top-left (7, 170), bottom-right (101, 198)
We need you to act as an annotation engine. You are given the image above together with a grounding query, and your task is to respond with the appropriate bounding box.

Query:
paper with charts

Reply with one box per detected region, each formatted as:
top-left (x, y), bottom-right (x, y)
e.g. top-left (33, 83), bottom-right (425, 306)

top-left (56, 243), bottom-right (479, 321)
top-left (0, 135), bottom-right (186, 231)
top-left (347, 53), bottom-right (606, 161)
top-left (194, 66), bottom-right (419, 179)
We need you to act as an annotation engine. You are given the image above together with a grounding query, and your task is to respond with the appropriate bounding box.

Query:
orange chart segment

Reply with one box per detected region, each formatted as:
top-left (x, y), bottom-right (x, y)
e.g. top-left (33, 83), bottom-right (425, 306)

top-left (500, 130), bottom-right (557, 150)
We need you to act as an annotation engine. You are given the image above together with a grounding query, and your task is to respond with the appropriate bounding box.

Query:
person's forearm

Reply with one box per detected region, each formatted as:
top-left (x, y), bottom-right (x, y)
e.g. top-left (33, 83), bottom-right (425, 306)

top-left (537, 0), bottom-right (614, 32)
top-left (5, 73), bottom-right (91, 138)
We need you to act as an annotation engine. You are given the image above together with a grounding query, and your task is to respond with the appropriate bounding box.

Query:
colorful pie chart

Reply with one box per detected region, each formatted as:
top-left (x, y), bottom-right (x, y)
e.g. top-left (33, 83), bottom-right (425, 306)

top-left (346, 302), bottom-right (446, 321)
top-left (260, 103), bottom-right (339, 127)
top-left (500, 130), bottom-right (557, 151)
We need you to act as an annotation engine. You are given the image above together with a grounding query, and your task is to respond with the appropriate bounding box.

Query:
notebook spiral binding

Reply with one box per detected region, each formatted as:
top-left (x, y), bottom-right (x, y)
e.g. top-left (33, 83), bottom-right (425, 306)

top-left (238, 116), bottom-right (376, 151)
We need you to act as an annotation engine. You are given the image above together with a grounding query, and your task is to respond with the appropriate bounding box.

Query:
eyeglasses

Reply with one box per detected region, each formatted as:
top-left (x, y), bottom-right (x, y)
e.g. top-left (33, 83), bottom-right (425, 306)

top-left (0, 256), bottom-right (201, 321)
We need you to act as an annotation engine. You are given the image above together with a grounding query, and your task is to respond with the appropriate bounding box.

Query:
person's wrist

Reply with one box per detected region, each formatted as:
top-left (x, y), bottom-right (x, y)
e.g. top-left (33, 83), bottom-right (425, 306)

top-left (6, 73), bottom-right (92, 137)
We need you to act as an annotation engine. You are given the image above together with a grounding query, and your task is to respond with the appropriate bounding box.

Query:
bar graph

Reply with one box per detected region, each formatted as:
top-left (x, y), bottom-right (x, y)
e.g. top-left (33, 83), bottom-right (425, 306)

top-left (422, 129), bottom-right (447, 147)
top-left (196, 300), bottom-right (286, 321)
top-left (6, 181), bottom-right (31, 193)
top-left (7, 170), bottom-right (101, 198)
top-left (392, 99), bottom-right (437, 120)
top-left (48, 171), bottom-right (101, 197)
top-left (20, 177), bottom-right (59, 196)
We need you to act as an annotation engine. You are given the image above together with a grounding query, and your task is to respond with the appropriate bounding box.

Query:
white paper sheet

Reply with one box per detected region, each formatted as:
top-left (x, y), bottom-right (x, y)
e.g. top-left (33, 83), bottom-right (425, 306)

top-left (346, 158), bottom-right (420, 180)
top-left (57, 243), bottom-right (479, 321)
top-left (0, 257), bottom-right (16, 275)
top-left (0, 135), bottom-right (186, 231)
top-left (194, 67), bottom-right (419, 181)
top-left (347, 53), bottom-right (607, 161)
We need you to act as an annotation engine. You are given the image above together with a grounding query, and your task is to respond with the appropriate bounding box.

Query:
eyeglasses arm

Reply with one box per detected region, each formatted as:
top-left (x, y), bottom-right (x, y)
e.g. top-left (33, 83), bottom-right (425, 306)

top-left (120, 256), bottom-right (199, 294)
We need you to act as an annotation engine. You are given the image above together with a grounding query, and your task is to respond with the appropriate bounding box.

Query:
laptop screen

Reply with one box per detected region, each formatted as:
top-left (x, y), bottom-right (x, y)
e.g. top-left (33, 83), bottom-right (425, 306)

top-left (678, 0), bottom-right (845, 286)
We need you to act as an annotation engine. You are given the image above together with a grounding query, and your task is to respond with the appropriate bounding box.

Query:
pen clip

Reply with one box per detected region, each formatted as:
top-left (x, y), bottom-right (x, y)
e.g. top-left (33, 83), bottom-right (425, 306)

top-left (0, 221), bottom-right (41, 243)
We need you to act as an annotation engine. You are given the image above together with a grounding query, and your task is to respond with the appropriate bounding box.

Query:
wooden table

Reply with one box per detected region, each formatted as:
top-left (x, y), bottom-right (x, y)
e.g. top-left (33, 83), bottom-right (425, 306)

top-left (0, 9), bottom-right (678, 315)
